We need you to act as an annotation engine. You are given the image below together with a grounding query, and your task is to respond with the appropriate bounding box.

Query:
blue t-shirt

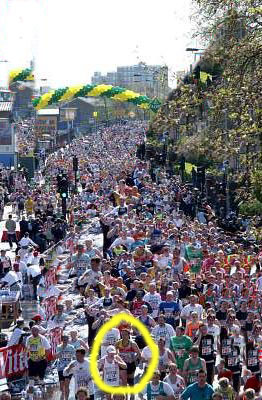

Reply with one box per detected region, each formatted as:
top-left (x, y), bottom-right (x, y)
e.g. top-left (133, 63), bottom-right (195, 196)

top-left (159, 301), bottom-right (181, 326)
top-left (159, 301), bottom-right (180, 314)
top-left (181, 382), bottom-right (214, 400)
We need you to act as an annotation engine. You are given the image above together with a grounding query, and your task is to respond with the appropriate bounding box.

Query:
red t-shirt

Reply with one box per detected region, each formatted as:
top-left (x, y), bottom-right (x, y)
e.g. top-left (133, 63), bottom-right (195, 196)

top-left (244, 375), bottom-right (261, 392)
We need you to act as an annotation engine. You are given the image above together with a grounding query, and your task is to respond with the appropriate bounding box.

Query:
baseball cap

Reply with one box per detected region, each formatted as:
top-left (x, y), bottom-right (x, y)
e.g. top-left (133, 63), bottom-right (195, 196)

top-left (32, 314), bottom-right (42, 321)
top-left (106, 345), bottom-right (117, 354)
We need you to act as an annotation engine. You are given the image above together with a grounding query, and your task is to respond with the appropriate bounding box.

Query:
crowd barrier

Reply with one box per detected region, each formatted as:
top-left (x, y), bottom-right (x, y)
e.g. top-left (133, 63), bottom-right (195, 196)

top-left (0, 327), bottom-right (63, 379)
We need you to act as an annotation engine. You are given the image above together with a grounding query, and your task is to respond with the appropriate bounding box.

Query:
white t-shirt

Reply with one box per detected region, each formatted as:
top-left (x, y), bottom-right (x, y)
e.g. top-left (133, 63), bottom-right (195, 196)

top-left (78, 269), bottom-right (102, 287)
top-left (180, 304), bottom-right (203, 320)
top-left (142, 381), bottom-right (174, 397)
top-left (141, 346), bottom-right (152, 365)
top-left (101, 328), bottom-right (120, 357)
top-left (151, 323), bottom-right (175, 345)
top-left (143, 293), bottom-right (162, 318)
top-left (110, 237), bottom-right (135, 250)
top-left (27, 265), bottom-right (41, 278)
top-left (156, 255), bottom-right (172, 269)
top-left (164, 374), bottom-right (184, 394)
top-left (8, 327), bottom-right (24, 346)
top-left (2, 271), bottom-right (21, 287)
top-left (207, 324), bottom-right (220, 350)
top-left (65, 359), bottom-right (94, 395)
top-left (19, 261), bottom-right (27, 274)
top-left (19, 237), bottom-right (35, 247)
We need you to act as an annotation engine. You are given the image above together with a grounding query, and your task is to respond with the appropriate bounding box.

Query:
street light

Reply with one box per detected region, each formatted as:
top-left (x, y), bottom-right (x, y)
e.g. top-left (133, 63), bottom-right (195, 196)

top-left (186, 48), bottom-right (205, 63)
top-left (185, 48), bottom-right (205, 52)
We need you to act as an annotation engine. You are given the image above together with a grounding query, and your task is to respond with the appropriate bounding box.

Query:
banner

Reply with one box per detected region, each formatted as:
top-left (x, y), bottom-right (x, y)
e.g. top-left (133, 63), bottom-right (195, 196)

top-left (48, 327), bottom-right (62, 360)
top-left (44, 296), bottom-right (57, 320)
top-left (0, 328), bottom-right (62, 378)
top-left (0, 344), bottom-right (27, 379)
top-left (45, 268), bottom-right (57, 288)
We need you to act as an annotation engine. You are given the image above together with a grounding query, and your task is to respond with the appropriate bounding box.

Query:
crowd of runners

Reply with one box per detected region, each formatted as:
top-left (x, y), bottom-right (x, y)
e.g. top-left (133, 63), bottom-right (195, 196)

top-left (0, 121), bottom-right (261, 400)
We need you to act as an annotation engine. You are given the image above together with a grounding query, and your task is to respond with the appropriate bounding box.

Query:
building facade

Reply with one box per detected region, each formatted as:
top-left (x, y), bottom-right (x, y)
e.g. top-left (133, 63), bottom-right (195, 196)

top-left (91, 63), bottom-right (169, 99)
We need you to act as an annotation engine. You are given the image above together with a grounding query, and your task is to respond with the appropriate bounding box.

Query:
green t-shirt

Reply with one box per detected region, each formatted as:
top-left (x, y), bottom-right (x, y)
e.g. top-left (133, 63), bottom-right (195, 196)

top-left (170, 335), bottom-right (193, 370)
top-left (185, 245), bottom-right (203, 274)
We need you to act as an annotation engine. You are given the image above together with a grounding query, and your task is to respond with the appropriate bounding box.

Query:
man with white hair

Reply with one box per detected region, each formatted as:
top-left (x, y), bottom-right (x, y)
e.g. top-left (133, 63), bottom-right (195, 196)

top-left (25, 325), bottom-right (51, 386)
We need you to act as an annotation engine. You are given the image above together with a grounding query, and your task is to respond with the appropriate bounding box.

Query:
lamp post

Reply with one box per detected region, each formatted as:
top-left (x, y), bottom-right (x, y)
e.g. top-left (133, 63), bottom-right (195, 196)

top-left (73, 156), bottom-right (78, 193)
top-left (186, 48), bottom-right (205, 63)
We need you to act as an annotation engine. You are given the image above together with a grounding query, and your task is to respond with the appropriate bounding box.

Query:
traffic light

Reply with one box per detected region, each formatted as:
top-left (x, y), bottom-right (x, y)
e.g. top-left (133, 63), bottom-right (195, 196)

top-left (197, 166), bottom-right (206, 190)
top-left (73, 156), bottom-right (78, 172)
top-left (60, 177), bottom-right (69, 198)
top-left (57, 174), bottom-right (69, 198)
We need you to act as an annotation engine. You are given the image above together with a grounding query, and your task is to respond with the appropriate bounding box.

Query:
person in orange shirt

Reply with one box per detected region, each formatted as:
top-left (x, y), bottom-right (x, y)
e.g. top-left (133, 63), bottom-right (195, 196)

top-left (185, 312), bottom-right (201, 341)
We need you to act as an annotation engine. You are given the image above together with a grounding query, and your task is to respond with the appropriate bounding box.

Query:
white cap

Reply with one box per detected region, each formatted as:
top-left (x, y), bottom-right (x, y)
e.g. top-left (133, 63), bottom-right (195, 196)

top-left (106, 345), bottom-right (117, 354)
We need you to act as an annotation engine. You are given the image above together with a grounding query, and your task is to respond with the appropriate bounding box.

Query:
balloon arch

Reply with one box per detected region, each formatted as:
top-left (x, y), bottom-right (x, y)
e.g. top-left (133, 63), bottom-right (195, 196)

top-left (9, 68), bottom-right (161, 113)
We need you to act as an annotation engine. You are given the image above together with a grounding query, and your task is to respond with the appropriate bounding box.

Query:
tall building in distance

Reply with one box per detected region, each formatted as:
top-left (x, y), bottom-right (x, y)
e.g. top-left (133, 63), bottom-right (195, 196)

top-left (91, 63), bottom-right (169, 99)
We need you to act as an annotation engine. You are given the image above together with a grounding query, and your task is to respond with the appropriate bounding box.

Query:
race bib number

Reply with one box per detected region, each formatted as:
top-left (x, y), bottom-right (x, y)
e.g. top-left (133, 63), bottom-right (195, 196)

top-left (176, 349), bottom-right (184, 357)
top-left (202, 346), bottom-right (211, 355)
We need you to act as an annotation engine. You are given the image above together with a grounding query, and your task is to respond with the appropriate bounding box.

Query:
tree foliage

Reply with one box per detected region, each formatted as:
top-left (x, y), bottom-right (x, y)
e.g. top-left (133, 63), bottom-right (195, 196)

top-left (151, 0), bottom-right (262, 185)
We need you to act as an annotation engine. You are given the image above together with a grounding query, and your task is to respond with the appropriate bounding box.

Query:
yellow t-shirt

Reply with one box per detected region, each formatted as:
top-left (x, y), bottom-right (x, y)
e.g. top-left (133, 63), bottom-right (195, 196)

top-left (28, 336), bottom-right (46, 361)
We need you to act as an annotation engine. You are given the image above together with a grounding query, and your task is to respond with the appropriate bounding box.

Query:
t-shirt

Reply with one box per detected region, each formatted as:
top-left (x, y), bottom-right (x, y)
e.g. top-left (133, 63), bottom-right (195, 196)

top-left (2, 271), bottom-right (21, 287)
top-left (170, 335), bottom-right (193, 370)
top-left (72, 254), bottom-right (90, 277)
top-left (143, 293), bottom-right (162, 318)
top-left (181, 382), bottom-right (214, 400)
top-left (181, 304), bottom-right (203, 320)
top-left (141, 346), bottom-right (152, 365)
top-left (101, 328), bottom-right (121, 357)
top-left (164, 374), bottom-right (185, 395)
top-left (27, 265), bottom-right (41, 278)
top-left (159, 300), bottom-right (182, 324)
top-left (151, 323), bottom-right (175, 346)
top-left (8, 328), bottom-right (24, 346)
top-left (26, 334), bottom-right (51, 361)
top-left (56, 344), bottom-right (75, 371)
top-left (65, 359), bottom-right (94, 395)
top-left (142, 381), bottom-right (174, 397)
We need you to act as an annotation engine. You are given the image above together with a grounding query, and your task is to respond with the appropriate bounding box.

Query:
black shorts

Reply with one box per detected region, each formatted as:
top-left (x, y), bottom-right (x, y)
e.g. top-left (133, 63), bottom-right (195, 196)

top-left (126, 362), bottom-right (136, 375)
top-left (58, 370), bottom-right (72, 382)
top-left (28, 359), bottom-right (47, 379)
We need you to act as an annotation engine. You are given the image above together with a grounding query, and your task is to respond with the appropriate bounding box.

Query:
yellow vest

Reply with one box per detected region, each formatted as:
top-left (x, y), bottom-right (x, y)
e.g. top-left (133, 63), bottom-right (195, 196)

top-left (28, 336), bottom-right (46, 361)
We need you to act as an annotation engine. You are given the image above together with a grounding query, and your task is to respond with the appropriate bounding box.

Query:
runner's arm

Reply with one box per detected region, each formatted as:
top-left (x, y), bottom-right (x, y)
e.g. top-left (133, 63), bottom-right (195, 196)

top-left (63, 360), bottom-right (76, 375)
top-left (201, 358), bottom-right (207, 372)
top-left (79, 339), bottom-right (89, 352)
top-left (182, 359), bottom-right (189, 383)
top-left (115, 355), bottom-right (127, 369)
top-left (132, 342), bottom-right (141, 360)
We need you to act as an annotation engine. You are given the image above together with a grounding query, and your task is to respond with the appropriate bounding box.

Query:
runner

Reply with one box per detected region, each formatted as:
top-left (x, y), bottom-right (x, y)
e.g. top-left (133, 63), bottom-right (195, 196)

top-left (63, 348), bottom-right (94, 400)
top-left (55, 334), bottom-right (75, 400)
top-left (98, 345), bottom-right (127, 400)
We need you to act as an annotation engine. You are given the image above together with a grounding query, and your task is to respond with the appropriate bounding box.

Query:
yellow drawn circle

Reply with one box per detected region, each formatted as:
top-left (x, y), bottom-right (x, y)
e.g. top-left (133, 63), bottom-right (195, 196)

top-left (89, 312), bottom-right (159, 395)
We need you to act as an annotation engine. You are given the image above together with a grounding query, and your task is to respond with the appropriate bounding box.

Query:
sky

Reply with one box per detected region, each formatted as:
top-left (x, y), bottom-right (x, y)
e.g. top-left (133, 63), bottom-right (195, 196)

top-left (0, 0), bottom-right (198, 89)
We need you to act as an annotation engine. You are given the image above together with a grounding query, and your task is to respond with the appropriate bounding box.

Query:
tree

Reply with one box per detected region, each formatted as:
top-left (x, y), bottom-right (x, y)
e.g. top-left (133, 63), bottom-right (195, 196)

top-left (151, 0), bottom-right (262, 203)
